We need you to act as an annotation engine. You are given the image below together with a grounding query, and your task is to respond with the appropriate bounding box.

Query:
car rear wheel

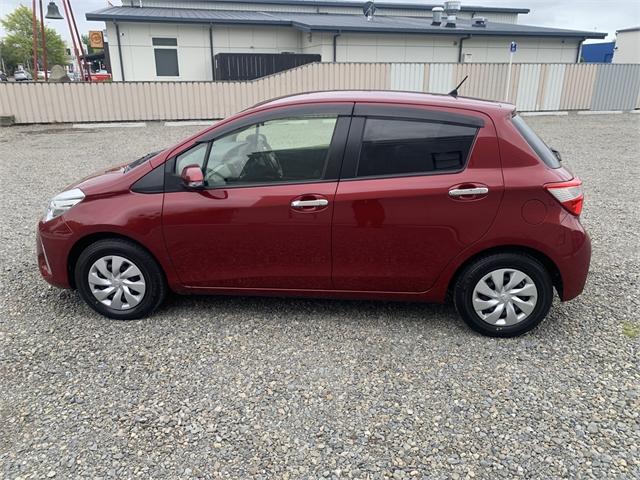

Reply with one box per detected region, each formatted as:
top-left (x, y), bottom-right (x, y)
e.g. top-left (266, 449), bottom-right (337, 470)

top-left (75, 238), bottom-right (167, 320)
top-left (454, 253), bottom-right (553, 337)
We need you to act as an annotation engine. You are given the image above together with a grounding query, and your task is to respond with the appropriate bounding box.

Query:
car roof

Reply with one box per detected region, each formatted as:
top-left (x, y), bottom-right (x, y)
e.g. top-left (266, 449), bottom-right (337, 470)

top-left (251, 90), bottom-right (514, 116)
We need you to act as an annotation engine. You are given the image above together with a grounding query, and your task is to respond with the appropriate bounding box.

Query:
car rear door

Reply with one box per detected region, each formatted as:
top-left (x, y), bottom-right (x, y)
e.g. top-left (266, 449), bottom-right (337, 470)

top-left (331, 103), bottom-right (503, 293)
top-left (162, 104), bottom-right (352, 290)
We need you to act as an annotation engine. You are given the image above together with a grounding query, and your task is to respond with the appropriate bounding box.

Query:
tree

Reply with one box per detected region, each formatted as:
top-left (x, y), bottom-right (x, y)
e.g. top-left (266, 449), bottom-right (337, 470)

top-left (0, 5), bottom-right (67, 74)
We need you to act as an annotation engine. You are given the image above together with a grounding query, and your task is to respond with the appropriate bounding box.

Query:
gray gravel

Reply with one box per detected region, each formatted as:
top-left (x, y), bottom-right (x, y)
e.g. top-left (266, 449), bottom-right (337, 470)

top-left (1, 114), bottom-right (639, 479)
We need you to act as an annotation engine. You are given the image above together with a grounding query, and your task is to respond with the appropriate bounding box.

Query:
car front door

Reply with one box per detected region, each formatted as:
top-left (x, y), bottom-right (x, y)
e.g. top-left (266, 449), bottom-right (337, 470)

top-left (162, 105), bottom-right (352, 290)
top-left (331, 104), bottom-right (503, 293)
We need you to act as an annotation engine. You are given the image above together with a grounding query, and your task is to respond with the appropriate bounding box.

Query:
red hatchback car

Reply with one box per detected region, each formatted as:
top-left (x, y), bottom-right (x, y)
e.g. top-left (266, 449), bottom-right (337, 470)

top-left (37, 91), bottom-right (590, 337)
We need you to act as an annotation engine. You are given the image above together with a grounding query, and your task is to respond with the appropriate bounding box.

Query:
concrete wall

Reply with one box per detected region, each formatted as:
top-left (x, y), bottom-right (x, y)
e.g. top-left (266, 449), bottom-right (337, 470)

top-left (336, 34), bottom-right (459, 62)
top-left (123, 1), bottom-right (521, 23)
top-left (301, 32), bottom-right (335, 61)
top-left (107, 22), bottom-right (302, 81)
top-left (106, 22), bottom-right (213, 81)
top-left (2, 62), bottom-right (639, 124)
top-left (107, 22), bottom-right (583, 81)
top-left (462, 37), bottom-right (580, 63)
top-left (613, 30), bottom-right (640, 64)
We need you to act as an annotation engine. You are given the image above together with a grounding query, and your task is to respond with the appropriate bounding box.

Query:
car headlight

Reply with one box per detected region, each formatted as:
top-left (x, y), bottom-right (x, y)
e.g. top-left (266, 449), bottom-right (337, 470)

top-left (44, 188), bottom-right (85, 222)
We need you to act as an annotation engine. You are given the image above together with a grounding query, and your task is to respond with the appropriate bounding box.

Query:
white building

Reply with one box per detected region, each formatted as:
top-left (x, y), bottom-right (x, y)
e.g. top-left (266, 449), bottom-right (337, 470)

top-left (613, 27), bottom-right (640, 64)
top-left (86, 0), bottom-right (606, 82)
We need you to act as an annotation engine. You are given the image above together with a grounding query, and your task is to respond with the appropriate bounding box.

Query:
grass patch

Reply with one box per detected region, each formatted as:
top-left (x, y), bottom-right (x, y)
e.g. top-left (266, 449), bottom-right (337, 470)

top-left (622, 322), bottom-right (640, 339)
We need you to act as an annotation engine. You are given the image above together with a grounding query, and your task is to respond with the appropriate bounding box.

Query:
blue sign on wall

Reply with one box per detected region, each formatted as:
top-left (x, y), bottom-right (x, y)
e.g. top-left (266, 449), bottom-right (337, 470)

top-left (510, 42), bottom-right (518, 53)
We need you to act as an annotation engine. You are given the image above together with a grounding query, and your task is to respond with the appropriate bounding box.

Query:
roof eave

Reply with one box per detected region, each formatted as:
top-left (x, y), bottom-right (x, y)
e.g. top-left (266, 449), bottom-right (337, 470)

top-left (305, 27), bottom-right (606, 38)
top-left (85, 10), bottom-right (606, 39)
top-left (86, 13), bottom-right (290, 27)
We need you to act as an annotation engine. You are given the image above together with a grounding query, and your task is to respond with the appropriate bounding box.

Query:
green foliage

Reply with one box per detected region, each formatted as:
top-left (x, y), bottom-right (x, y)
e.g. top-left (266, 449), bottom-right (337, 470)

top-left (0, 5), bottom-right (68, 74)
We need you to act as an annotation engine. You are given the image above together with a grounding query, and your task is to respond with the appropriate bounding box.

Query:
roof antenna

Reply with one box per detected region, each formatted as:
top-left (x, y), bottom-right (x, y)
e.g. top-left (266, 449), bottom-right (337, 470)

top-left (448, 75), bottom-right (468, 98)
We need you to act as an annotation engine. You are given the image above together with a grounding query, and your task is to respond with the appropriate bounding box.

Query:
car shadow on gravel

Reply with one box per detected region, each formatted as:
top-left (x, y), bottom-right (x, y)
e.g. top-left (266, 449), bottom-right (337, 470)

top-left (157, 291), bottom-right (467, 332)
top-left (40, 283), bottom-right (568, 340)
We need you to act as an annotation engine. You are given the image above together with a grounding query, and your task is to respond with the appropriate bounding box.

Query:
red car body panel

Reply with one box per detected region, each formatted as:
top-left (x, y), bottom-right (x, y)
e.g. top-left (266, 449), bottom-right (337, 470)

top-left (162, 182), bottom-right (338, 289)
top-left (37, 91), bottom-right (591, 304)
top-left (332, 108), bottom-right (503, 293)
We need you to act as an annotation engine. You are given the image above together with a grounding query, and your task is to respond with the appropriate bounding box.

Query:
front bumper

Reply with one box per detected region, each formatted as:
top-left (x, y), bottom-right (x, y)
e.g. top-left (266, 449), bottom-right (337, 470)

top-left (37, 217), bottom-right (75, 289)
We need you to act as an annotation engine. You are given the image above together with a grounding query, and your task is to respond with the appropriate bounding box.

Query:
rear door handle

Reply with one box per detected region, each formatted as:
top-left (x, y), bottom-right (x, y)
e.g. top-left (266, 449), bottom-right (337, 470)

top-left (448, 187), bottom-right (489, 197)
top-left (291, 199), bottom-right (329, 208)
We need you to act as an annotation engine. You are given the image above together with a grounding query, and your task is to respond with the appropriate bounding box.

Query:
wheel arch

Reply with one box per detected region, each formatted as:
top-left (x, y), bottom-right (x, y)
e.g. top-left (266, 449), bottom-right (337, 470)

top-left (67, 232), bottom-right (168, 289)
top-left (446, 245), bottom-right (563, 300)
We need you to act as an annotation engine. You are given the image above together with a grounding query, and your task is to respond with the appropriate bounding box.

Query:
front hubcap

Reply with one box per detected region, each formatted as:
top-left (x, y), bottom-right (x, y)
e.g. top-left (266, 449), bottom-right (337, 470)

top-left (88, 255), bottom-right (146, 310)
top-left (472, 268), bottom-right (538, 326)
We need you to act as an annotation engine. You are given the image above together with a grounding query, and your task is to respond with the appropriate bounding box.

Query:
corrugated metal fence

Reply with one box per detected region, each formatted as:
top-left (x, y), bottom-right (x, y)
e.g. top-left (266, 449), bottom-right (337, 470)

top-left (1, 62), bottom-right (639, 124)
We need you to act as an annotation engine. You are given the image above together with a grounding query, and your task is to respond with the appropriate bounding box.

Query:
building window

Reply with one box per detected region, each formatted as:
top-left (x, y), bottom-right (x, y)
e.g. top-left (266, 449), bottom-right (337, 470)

top-left (152, 38), bottom-right (179, 77)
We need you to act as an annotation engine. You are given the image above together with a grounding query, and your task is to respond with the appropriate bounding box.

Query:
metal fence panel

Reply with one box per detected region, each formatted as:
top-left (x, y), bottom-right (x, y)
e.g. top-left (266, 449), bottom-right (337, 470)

top-left (390, 64), bottom-right (424, 92)
top-left (591, 64), bottom-right (640, 111)
top-left (453, 63), bottom-right (510, 102)
top-left (516, 64), bottom-right (541, 111)
top-left (541, 64), bottom-right (566, 111)
top-left (428, 64), bottom-right (454, 94)
top-left (560, 63), bottom-right (598, 110)
top-left (1, 62), bottom-right (638, 124)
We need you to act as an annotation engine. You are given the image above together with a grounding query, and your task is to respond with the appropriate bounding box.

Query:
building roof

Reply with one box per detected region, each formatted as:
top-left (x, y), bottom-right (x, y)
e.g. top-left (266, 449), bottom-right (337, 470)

top-left (87, 6), bottom-right (606, 38)
top-left (138, 0), bottom-right (530, 14)
top-left (616, 26), bottom-right (640, 33)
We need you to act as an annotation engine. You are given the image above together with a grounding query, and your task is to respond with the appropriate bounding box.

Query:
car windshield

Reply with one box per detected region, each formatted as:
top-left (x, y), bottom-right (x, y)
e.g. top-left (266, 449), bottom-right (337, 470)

top-left (511, 114), bottom-right (561, 168)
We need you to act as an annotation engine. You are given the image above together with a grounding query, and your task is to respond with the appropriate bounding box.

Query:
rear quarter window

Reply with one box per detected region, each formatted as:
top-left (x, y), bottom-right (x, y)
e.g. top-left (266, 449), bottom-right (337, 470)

top-left (511, 114), bottom-right (561, 168)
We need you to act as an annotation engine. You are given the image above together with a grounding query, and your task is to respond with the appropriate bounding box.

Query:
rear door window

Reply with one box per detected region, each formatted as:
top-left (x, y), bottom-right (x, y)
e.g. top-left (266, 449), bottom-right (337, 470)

top-left (356, 118), bottom-right (478, 178)
top-left (511, 114), bottom-right (561, 168)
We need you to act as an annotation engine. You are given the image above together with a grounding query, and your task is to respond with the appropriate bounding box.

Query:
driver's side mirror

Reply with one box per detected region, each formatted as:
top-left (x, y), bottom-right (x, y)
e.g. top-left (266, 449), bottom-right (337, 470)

top-left (181, 164), bottom-right (205, 189)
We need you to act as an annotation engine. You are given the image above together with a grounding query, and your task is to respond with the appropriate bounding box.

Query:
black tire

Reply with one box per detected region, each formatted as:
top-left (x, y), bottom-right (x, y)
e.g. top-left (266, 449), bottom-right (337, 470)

top-left (453, 252), bottom-right (554, 338)
top-left (75, 238), bottom-right (167, 320)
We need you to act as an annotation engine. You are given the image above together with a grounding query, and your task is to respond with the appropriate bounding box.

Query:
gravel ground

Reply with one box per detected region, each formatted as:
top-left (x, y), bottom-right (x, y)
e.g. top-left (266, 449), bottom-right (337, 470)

top-left (0, 114), bottom-right (638, 479)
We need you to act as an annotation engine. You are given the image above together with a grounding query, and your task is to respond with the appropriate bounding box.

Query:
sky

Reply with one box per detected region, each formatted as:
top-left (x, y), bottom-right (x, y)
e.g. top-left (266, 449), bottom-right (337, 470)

top-left (1, 0), bottom-right (639, 45)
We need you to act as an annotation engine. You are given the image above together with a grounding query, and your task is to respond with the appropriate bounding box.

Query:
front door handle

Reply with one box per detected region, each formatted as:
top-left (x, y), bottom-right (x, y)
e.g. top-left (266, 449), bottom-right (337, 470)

top-left (448, 187), bottom-right (489, 197)
top-left (291, 199), bottom-right (329, 208)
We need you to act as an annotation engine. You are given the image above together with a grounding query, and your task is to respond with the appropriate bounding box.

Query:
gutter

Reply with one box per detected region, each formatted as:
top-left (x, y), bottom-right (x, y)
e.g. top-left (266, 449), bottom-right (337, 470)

top-left (458, 34), bottom-right (471, 63)
top-left (576, 37), bottom-right (585, 63)
top-left (333, 31), bottom-right (341, 62)
top-left (209, 23), bottom-right (216, 80)
top-left (114, 21), bottom-right (125, 81)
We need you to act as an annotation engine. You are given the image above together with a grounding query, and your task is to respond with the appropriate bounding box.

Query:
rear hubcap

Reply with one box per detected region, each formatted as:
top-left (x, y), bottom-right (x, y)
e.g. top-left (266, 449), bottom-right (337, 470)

top-left (472, 268), bottom-right (538, 326)
top-left (88, 255), bottom-right (146, 310)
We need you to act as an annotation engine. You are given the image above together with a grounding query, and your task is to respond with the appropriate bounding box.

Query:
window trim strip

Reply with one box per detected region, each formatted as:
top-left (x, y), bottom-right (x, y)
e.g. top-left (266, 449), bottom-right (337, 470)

top-left (353, 104), bottom-right (485, 128)
top-left (197, 103), bottom-right (355, 143)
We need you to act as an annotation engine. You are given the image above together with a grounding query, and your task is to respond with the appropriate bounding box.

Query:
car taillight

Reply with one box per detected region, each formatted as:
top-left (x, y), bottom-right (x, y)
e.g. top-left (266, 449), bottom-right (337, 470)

top-left (545, 178), bottom-right (584, 216)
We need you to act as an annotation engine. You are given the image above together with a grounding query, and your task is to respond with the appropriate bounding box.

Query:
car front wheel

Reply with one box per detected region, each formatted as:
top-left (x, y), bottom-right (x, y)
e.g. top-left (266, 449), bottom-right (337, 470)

top-left (454, 252), bottom-right (554, 337)
top-left (75, 238), bottom-right (167, 320)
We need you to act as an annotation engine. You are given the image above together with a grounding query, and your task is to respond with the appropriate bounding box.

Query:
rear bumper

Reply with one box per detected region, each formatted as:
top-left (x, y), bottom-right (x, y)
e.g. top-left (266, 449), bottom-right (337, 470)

top-left (556, 213), bottom-right (591, 301)
top-left (37, 218), bottom-right (75, 289)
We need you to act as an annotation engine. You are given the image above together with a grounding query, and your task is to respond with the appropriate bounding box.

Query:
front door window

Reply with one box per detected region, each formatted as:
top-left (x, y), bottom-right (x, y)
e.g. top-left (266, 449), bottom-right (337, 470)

top-left (202, 116), bottom-right (338, 187)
